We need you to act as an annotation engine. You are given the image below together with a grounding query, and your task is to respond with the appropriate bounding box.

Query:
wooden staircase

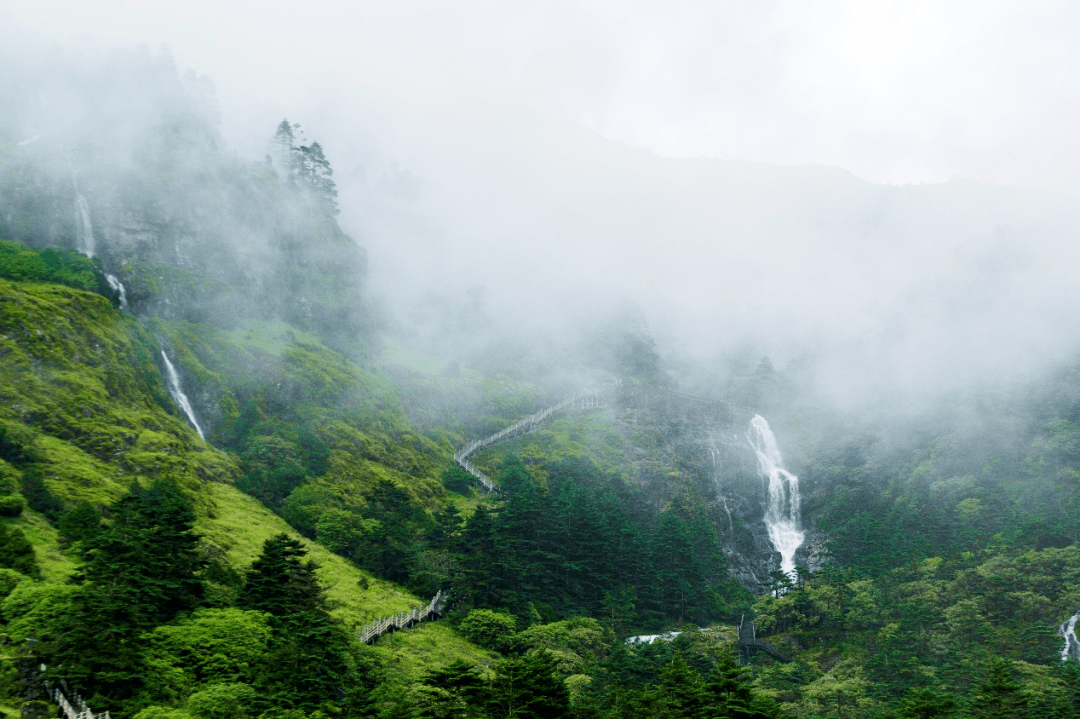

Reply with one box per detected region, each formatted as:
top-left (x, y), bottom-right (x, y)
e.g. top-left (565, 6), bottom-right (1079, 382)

top-left (357, 589), bottom-right (449, 644)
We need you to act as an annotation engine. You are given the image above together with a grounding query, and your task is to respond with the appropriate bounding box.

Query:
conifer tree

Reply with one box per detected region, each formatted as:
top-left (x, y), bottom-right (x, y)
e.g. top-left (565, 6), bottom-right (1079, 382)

top-left (241, 533), bottom-right (352, 713)
top-left (51, 478), bottom-right (205, 709)
top-left (639, 652), bottom-right (707, 719)
top-left (0, 525), bottom-right (39, 578)
top-left (57, 500), bottom-right (103, 549)
top-left (414, 660), bottom-right (486, 719)
top-left (486, 650), bottom-right (570, 719)
top-left (971, 658), bottom-right (1027, 719)
top-left (899, 687), bottom-right (958, 719)
top-left (269, 119), bottom-right (338, 212)
top-left (703, 649), bottom-right (783, 718)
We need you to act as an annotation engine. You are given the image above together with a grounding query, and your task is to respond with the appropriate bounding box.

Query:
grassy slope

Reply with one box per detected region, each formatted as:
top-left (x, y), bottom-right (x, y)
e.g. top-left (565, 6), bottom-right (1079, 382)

top-left (0, 278), bottom-right (489, 678)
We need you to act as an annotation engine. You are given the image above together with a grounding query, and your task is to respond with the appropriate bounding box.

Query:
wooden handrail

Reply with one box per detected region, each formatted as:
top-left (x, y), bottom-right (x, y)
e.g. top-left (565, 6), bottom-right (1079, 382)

top-left (357, 589), bottom-right (449, 644)
top-left (453, 389), bottom-right (606, 492)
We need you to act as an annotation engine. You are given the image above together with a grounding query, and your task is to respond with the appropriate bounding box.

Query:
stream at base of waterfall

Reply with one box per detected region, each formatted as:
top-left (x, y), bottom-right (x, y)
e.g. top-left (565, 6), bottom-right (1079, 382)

top-left (748, 415), bottom-right (805, 579)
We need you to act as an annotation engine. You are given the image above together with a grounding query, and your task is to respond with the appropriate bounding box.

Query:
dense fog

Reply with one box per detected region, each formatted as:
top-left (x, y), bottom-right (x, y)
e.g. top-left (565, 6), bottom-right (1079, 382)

top-left (3, 1), bottom-right (1080, 410)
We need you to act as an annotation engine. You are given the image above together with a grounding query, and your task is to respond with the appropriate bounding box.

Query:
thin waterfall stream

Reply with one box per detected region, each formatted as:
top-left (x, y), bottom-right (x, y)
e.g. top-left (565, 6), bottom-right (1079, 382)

top-left (73, 185), bottom-right (128, 310)
top-left (1061, 612), bottom-right (1080, 661)
top-left (74, 192), bottom-right (96, 258)
top-left (161, 351), bottom-right (205, 440)
top-left (748, 415), bottom-right (805, 578)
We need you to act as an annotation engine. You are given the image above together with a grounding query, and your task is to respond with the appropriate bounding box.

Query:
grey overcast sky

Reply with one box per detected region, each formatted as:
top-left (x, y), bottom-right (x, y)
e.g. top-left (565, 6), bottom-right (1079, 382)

top-left (5, 0), bottom-right (1080, 192)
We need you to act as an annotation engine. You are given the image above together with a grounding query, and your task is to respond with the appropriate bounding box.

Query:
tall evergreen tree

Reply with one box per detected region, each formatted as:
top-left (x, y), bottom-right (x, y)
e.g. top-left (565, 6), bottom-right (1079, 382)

top-left (414, 660), bottom-right (487, 719)
top-left (704, 649), bottom-right (783, 719)
top-left (486, 650), bottom-right (570, 719)
top-left (637, 652), bottom-right (708, 719)
top-left (269, 119), bottom-right (338, 212)
top-left (971, 658), bottom-right (1027, 719)
top-left (51, 478), bottom-right (205, 709)
top-left (241, 533), bottom-right (352, 713)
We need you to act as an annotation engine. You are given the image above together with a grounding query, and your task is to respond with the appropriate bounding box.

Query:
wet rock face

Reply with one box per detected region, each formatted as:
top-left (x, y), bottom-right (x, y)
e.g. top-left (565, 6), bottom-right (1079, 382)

top-left (696, 425), bottom-right (783, 591)
top-left (609, 390), bottom-right (824, 594)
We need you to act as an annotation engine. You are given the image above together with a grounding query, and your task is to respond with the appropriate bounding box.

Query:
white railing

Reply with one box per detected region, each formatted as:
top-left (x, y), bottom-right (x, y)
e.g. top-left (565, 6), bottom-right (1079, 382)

top-left (357, 589), bottom-right (448, 645)
top-left (45, 676), bottom-right (109, 719)
top-left (453, 389), bottom-right (606, 492)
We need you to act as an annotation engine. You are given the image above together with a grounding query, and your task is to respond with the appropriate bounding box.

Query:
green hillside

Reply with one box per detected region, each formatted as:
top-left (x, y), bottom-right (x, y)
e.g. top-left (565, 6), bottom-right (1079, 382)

top-left (0, 273), bottom-right (495, 716)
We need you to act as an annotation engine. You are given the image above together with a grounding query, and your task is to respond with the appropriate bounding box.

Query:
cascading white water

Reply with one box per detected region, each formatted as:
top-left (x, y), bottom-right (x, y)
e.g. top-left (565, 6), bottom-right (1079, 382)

top-left (748, 415), bottom-right (804, 578)
top-left (106, 274), bottom-right (128, 311)
top-left (161, 351), bottom-right (205, 440)
top-left (1060, 612), bottom-right (1080, 661)
top-left (74, 193), bottom-right (96, 257)
top-left (73, 187), bottom-right (130, 310)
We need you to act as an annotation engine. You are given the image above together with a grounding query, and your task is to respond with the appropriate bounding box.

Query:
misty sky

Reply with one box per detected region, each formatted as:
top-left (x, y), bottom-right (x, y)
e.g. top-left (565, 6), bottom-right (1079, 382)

top-left (6, 0), bottom-right (1080, 191)
top-left (5, 0), bottom-right (1080, 405)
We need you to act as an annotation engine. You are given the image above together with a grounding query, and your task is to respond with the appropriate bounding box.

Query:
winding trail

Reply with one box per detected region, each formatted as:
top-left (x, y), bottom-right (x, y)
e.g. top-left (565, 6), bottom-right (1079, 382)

top-left (454, 389), bottom-right (605, 492)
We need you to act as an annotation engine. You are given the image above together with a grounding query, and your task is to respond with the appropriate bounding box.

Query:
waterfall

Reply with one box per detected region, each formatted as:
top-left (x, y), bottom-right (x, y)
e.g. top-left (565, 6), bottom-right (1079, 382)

top-left (748, 415), bottom-right (804, 578)
top-left (106, 274), bottom-right (128, 311)
top-left (161, 351), bottom-right (205, 440)
top-left (1061, 612), bottom-right (1080, 661)
top-left (74, 193), bottom-right (96, 257)
top-left (73, 186), bottom-right (129, 310)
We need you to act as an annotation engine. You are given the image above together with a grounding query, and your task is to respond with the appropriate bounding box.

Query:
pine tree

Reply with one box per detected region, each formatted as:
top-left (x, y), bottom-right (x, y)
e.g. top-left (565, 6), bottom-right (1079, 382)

top-left (414, 660), bottom-right (486, 719)
top-left (241, 533), bottom-right (352, 713)
top-left (971, 658), bottom-right (1027, 719)
top-left (459, 504), bottom-right (511, 608)
top-left (899, 687), bottom-right (957, 719)
top-left (57, 500), bottom-right (103, 549)
top-left (271, 119), bottom-right (300, 181)
top-left (239, 533), bottom-right (314, 617)
top-left (296, 141), bottom-right (338, 211)
top-left (268, 119), bottom-right (338, 212)
top-left (639, 652), bottom-right (707, 719)
top-left (0, 525), bottom-right (39, 578)
top-left (703, 648), bottom-right (782, 718)
top-left (355, 480), bottom-right (423, 585)
top-left (486, 650), bottom-right (570, 719)
top-left (51, 478), bottom-right (205, 708)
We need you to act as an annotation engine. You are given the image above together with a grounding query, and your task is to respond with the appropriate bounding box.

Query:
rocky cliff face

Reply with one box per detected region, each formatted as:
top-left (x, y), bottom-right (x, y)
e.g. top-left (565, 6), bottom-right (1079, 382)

top-left (604, 387), bottom-right (827, 593)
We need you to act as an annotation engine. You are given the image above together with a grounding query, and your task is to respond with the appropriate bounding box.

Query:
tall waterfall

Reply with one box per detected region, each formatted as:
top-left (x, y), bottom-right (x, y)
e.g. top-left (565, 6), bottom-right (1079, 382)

top-left (73, 190), bottom-right (128, 310)
top-left (74, 193), bottom-right (96, 257)
top-left (748, 415), bottom-right (804, 578)
top-left (1061, 612), bottom-right (1080, 661)
top-left (161, 351), bottom-right (205, 440)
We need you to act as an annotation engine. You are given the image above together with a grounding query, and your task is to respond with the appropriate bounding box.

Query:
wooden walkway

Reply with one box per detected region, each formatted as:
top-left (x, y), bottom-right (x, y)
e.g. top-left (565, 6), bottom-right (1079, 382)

top-left (46, 677), bottom-right (110, 719)
top-left (454, 389), bottom-right (605, 492)
top-left (736, 614), bottom-right (791, 664)
top-left (357, 589), bottom-right (449, 644)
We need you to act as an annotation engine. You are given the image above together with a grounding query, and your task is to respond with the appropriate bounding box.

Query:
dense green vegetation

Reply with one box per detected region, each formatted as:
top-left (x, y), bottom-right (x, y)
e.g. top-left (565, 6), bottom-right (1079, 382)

top-left (448, 456), bottom-right (748, 627)
top-left (0, 241), bottom-right (113, 299)
top-left (805, 378), bottom-right (1080, 574)
top-left (0, 262), bottom-right (765, 717)
top-left (3, 40), bottom-right (1080, 719)
top-left (750, 546), bottom-right (1080, 717)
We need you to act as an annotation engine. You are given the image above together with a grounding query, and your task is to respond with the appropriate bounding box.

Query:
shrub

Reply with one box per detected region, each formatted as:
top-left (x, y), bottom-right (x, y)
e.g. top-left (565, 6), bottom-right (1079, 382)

top-left (0, 494), bottom-right (25, 518)
top-left (459, 609), bottom-right (517, 653)
top-left (185, 683), bottom-right (256, 719)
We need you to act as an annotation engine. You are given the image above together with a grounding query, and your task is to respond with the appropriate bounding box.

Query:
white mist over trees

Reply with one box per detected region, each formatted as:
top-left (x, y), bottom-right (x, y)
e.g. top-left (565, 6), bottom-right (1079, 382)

top-left (4, 5), bottom-right (1080, 410)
